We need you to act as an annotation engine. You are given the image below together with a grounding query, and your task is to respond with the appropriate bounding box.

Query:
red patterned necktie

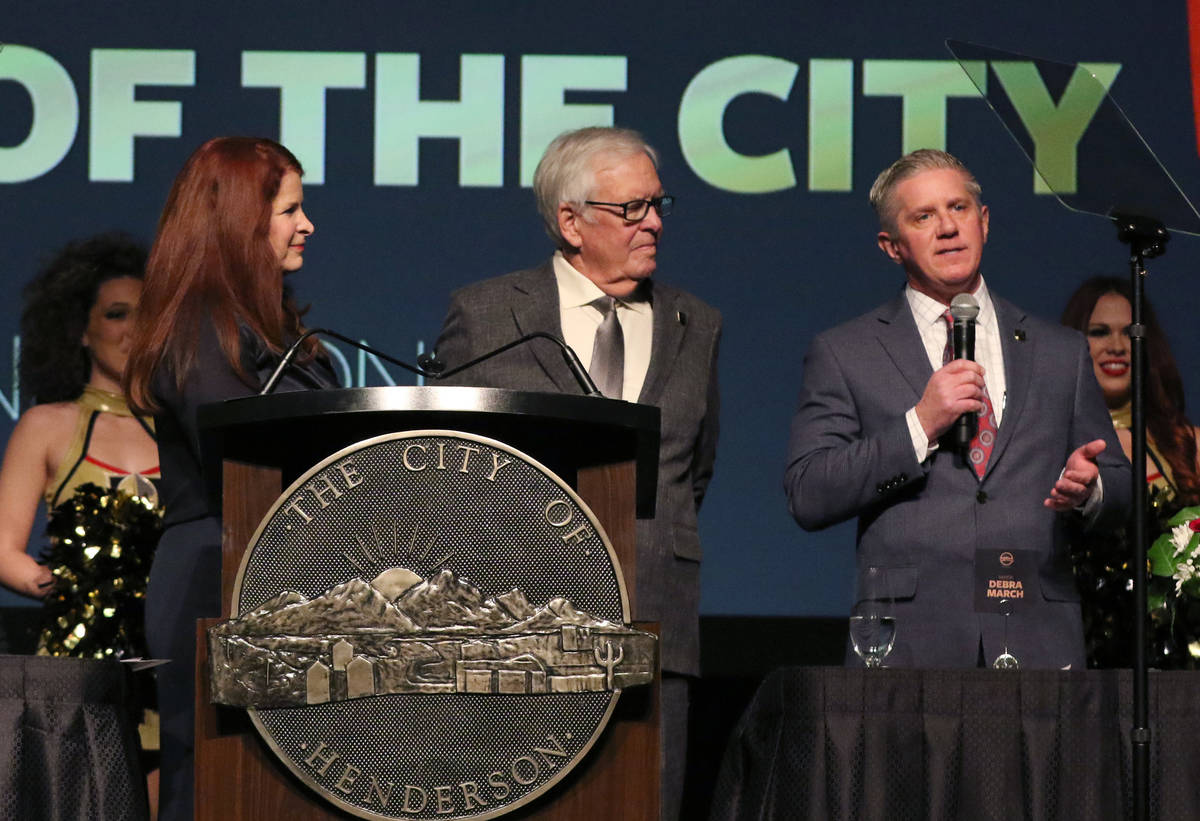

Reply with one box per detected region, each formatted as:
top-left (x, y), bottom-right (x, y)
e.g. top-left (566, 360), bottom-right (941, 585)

top-left (942, 310), bottom-right (997, 479)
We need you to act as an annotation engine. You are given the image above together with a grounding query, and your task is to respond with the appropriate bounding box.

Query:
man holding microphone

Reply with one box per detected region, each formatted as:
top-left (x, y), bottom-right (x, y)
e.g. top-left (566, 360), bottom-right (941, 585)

top-left (785, 148), bottom-right (1129, 669)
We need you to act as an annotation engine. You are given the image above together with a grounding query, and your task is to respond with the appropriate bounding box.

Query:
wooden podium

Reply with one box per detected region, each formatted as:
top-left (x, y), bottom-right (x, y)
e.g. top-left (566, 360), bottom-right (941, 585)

top-left (193, 386), bottom-right (661, 819)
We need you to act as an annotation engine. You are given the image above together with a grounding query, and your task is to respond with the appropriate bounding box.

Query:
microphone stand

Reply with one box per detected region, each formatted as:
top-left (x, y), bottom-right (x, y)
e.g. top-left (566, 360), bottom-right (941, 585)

top-left (941, 41), bottom-right (1199, 821)
top-left (1113, 213), bottom-right (1169, 821)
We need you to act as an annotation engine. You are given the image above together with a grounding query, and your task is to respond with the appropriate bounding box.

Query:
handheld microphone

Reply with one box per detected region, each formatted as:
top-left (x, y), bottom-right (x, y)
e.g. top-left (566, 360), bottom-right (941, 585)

top-left (949, 293), bottom-right (980, 451)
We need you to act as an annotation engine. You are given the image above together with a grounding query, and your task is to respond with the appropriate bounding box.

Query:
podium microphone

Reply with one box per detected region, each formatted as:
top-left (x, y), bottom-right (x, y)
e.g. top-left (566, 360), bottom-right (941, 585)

top-left (949, 293), bottom-right (980, 451)
top-left (425, 333), bottom-right (601, 397)
top-left (263, 328), bottom-right (601, 398)
top-left (260, 328), bottom-right (429, 395)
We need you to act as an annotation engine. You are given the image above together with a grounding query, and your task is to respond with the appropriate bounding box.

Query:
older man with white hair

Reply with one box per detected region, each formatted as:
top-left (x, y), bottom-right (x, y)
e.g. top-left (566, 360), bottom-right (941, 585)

top-left (435, 126), bottom-right (721, 819)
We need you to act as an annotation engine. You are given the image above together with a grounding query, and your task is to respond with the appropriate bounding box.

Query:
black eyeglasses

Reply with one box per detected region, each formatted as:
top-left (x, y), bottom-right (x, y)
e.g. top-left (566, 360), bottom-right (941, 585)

top-left (583, 195), bottom-right (674, 222)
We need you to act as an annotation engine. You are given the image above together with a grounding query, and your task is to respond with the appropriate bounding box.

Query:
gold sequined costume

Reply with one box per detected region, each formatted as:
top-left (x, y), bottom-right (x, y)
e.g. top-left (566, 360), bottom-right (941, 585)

top-left (1069, 402), bottom-right (1200, 668)
top-left (37, 386), bottom-right (162, 659)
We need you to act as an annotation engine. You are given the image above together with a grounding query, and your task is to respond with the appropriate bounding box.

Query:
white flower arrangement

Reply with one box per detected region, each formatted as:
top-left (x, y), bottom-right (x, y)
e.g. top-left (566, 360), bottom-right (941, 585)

top-left (1151, 506), bottom-right (1200, 599)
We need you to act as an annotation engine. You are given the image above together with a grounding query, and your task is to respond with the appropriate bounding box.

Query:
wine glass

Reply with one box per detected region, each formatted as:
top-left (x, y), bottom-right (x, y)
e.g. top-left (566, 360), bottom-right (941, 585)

top-left (992, 598), bottom-right (1020, 669)
top-left (849, 566), bottom-right (896, 668)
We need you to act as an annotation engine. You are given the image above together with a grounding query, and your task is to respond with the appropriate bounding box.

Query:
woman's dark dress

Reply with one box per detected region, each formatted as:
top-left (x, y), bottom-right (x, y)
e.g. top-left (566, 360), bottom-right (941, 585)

top-left (148, 326), bottom-right (335, 821)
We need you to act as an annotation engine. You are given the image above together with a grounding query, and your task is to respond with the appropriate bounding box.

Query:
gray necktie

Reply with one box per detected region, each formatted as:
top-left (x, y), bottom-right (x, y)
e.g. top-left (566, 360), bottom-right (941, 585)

top-left (589, 296), bottom-right (624, 398)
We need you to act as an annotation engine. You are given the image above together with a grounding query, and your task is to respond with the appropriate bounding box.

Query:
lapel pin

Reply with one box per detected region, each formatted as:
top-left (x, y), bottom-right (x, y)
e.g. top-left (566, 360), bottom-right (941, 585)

top-left (1013, 329), bottom-right (1026, 342)
top-left (677, 311), bottom-right (687, 325)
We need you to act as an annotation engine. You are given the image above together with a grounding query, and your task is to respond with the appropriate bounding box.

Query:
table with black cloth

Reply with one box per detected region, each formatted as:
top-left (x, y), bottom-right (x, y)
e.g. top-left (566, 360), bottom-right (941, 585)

top-left (0, 655), bottom-right (147, 821)
top-left (711, 667), bottom-right (1200, 821)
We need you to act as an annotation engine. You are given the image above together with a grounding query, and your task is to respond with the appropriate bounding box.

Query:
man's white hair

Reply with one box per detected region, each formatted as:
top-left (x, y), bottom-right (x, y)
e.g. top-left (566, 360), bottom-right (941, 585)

top-left (532, 126), bottom-right (659, 249)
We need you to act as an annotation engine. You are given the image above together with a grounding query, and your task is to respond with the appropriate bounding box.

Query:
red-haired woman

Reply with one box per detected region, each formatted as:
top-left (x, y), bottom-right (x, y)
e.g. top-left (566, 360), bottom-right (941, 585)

top-left (125, 137), bottom-right (335, 820)
top-left (1062, 276), bottom-right (1200, 669)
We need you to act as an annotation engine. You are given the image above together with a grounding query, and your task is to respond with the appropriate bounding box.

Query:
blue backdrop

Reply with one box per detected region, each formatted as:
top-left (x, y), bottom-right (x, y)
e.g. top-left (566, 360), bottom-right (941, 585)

top-left (4, 0), bottom-right (1200, 616)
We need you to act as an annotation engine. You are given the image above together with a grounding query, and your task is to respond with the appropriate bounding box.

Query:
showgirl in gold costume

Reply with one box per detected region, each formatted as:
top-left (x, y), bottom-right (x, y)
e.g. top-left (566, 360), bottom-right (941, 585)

top-left (0, 233), bottom-right (161, 654)
top-left (0, 233), bottom-right (162, 814)
top-left (1062, 276), bottom-right (1200, 668)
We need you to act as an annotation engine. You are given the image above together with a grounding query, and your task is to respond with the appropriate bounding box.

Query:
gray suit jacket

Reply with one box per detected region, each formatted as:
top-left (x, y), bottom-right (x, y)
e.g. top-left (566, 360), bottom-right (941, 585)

top-left (785, 292), bottom-right (1131, 669)
top-left (435, 261), bottom-right (721, 675)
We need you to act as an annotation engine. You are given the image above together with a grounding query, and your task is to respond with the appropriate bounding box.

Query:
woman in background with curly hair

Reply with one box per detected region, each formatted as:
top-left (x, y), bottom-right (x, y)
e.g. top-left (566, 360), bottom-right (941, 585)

top-left (0, 232), bottom-right (160, 643)
top-left (0, 232), bottom-right (162, 813)
top-left (125, 136), bottom-right (333, 821)
top-left (1062, 276), bottom-right (1200, 668)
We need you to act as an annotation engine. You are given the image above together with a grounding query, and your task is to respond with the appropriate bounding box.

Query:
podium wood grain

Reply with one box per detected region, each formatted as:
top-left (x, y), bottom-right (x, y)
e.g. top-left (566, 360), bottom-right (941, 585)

top-left (197, 460), bottom-right (338, 818)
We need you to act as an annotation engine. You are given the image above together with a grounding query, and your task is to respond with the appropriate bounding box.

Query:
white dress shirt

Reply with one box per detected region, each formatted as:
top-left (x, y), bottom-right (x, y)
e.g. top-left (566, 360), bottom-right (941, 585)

top-left (902, 278), bottom-right (1102, 513)
top-left (553, 251), bottom-right (653, 401)
top-left (904, 279), bottom-right (1006, 462)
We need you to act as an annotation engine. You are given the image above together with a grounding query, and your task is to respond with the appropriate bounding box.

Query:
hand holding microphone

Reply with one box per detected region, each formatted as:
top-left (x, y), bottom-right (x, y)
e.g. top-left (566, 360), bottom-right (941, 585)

top-left (913, 293), bottom-right (986, 443)
top-left (949, 293), bottom-right (980, 450)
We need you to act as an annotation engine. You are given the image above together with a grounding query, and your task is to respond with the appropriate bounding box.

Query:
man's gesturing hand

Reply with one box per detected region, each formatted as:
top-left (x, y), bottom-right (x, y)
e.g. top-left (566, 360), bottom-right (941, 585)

top-left (1044, 439), bottom-right (1107, 511)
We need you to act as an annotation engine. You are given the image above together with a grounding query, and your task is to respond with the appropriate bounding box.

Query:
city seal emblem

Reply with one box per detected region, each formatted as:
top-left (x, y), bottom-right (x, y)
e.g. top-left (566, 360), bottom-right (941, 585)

top-left (207, 430), bottom-right (657, 819)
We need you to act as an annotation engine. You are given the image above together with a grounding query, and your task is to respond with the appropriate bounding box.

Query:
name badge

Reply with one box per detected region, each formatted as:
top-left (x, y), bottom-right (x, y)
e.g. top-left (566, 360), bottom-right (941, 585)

top-left (974, 549), bottom-right (1038, 613)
